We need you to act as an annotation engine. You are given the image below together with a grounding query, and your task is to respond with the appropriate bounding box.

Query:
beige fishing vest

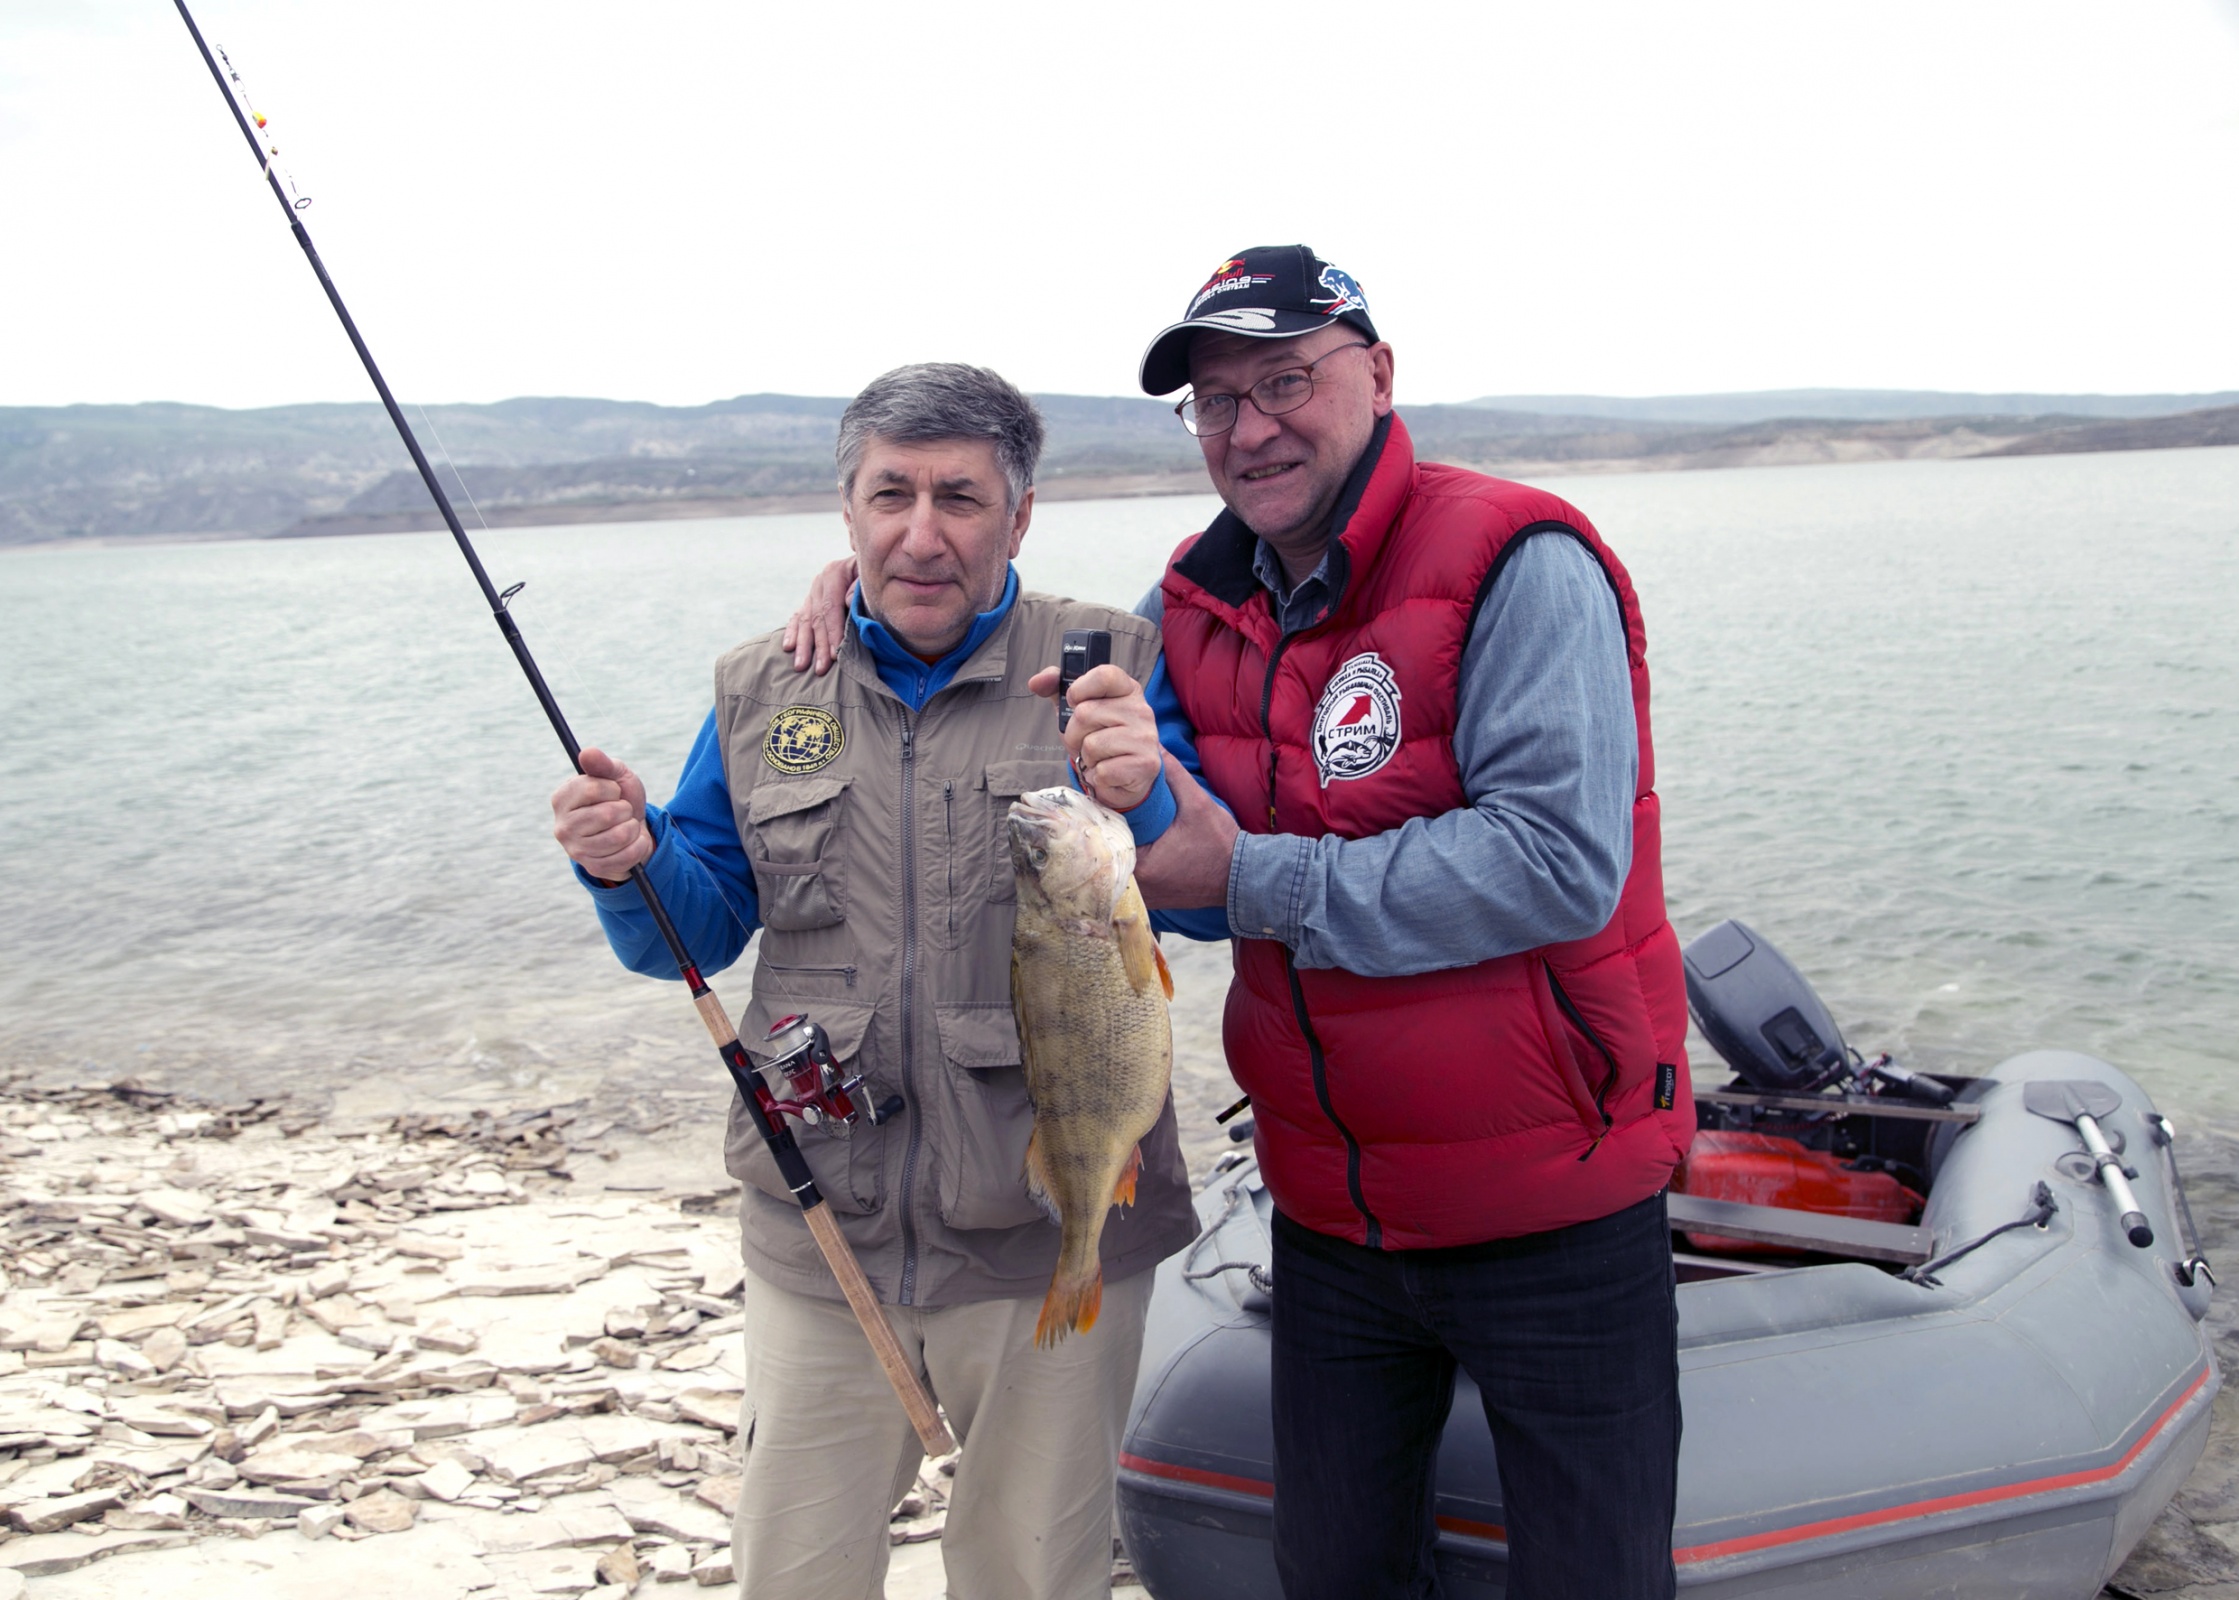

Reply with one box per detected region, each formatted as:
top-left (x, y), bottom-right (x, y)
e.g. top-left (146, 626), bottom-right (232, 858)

top-left (712, 590), bottom-right (1197, 1309)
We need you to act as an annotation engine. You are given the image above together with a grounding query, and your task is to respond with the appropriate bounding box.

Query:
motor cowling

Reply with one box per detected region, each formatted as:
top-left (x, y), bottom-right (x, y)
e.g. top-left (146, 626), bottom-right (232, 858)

top-left (1682, 919), bottom-right (1849, 1092)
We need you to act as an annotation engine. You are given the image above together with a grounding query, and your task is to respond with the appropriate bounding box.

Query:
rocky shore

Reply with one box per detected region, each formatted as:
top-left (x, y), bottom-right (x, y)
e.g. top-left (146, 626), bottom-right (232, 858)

top-left (0, 1069), bottom-right (2230, 1598)
top-left (0, 1076), bottom-right (1126, 1599)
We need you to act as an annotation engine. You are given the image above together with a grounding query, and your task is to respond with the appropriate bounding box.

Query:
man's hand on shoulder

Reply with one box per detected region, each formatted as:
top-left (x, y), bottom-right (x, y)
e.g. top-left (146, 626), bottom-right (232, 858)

top-left (1028, 662), bottom-right (1162, 815)
top-left (782, 556), bottom-right (857, 676)
top-left (552, 748), bottom-right (653, 885)
top-left (1133, 753), bottom-right (1239, 911)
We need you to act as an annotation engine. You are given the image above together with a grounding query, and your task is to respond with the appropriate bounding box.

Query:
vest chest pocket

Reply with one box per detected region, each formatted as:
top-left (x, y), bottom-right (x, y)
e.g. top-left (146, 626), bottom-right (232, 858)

top-left (982, 757), bottom-right (1068, 905)
top-left (747, 776), bottom-right (850, 931)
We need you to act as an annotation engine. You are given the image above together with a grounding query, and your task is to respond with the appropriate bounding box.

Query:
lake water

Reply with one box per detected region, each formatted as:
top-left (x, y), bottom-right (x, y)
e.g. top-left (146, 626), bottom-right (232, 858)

top-left (2, 446), bottom-right (2234, 1152)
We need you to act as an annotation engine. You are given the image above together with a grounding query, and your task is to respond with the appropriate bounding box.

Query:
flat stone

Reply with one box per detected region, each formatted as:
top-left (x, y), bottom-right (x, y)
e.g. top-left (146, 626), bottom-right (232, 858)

top-left (577, 1412), bottom-right (669, 1463)
top-left (0, 1407), bottom-right (96, 1440)
top-left (95, 1302), bottom-right (190, 1341)
top-left (462, 1499), bottom-right (637, 1553)
top-left (416, 1322), bottom-right (480, 1355)
top-left (138, 1187), bottom-right (213, 1227)
top-left (105, 1491), bottom-right (188, 1531)
top-left (298, 1501), bottom-right (347, 1539)
top-left (417, 1456), bottom-right (476, 1502)
top-left (473, 1427), bottom-right (600, 1486)
top-left (659, 1344), bottom-right (718, 1372)
top-left (394, 1234), bottom-right (465, 1261)
top-left (344, 1486), bottom-right (419, 1534)
top-left (647, 1542), bottom-right (695, 1581)
top-left (231, 1445), bottom-right (357, 1488)
top-left (606, 1475), bottom-right (733, 1545)
top-left (694, 1474), bottom-right (740, 1517)
top-left (253, 1303), bottom-right (289, 1350)
top-left (305, 1262), bottom-right (352, 1300)
top-left (475, 1324), bottom-right (574, 1375)
top-left (180, 1484), bottom-right (320, 1519)
top-left (457, 1260), bottom-right (608, 1298)
top-left (142, 1325), bottom-right (190, 1372)
top-left (362, 1393), bottom-right (516, 1440)
top-left (0, 1525), bottom-right (193, 1576)
top-left (9, 1488), bottom-right (122, 1534)
top-left (690, 1547), bottom-right (734, 1586)
top-left (108, 1399), bottom-right (212, 1437)
top-left (488, 1547), bottom-right (606, 1595)
top-left (596, 1544), bottom-right (641, 1587)
top-left (93, 1338), bottom-right (157, 1378)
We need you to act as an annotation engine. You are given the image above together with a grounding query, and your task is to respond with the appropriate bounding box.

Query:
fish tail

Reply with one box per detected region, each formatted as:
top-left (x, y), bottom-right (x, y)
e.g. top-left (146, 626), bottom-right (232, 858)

top-left (1036, 1251), bottom-right (1105, 1348)
top-left (1111, 1142), bottom-right (1143, 1209)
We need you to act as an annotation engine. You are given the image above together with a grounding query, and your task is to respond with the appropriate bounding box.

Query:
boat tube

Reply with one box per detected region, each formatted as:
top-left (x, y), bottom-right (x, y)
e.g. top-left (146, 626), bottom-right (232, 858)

top-left (1118, 923), bottom-right (2217, 1599)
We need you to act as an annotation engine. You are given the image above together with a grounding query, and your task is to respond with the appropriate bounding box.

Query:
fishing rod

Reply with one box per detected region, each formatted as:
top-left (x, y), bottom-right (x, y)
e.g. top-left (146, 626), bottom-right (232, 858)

top-left (172, 0), bottom-right (952, 1457)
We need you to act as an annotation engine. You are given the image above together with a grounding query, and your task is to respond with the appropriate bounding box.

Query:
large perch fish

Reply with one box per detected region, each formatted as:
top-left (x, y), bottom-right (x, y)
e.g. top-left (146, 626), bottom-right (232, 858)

top-left (1009, 786), bottom-right (1174, 1347)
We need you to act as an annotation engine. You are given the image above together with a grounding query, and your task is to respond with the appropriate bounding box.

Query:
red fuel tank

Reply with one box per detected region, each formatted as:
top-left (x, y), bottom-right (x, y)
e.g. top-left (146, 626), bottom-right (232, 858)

top-left (1674, 1130), bottom-right (1923, 1256)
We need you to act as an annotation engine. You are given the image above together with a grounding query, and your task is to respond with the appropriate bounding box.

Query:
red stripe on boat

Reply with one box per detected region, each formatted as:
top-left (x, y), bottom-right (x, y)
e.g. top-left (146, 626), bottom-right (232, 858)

top-left (1118, 1453), bottom-right (1273, 1499)
top-left (1120, 1366), bottom-right (2210, 1566)
top-left (1674, 1368), bottom-right (2213, 1564)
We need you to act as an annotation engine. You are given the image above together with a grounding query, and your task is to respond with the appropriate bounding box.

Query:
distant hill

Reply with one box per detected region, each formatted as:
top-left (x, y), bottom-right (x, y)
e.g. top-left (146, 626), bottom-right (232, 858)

top-left (5, 388), bottom-right (2236, 546)
top-left (1462, 389), bottom-right (2239, 424)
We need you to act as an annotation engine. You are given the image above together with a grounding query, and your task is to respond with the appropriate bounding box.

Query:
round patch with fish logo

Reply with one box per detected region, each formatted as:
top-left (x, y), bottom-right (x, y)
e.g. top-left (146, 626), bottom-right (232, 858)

top-left (764, 706), bottom-right (844, 775)
top-left (1310, 653), bottom-right (1402, 786)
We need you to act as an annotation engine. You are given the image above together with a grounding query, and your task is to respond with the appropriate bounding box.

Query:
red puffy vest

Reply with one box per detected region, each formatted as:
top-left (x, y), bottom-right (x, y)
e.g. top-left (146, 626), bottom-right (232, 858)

top-left (1160, 414), bottom-right (1693, 1249)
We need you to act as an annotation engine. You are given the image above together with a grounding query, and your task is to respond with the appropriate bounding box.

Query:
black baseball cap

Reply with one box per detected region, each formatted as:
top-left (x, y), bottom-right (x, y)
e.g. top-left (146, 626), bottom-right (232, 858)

top-left (1138, 244), bottom-right (1379, 396)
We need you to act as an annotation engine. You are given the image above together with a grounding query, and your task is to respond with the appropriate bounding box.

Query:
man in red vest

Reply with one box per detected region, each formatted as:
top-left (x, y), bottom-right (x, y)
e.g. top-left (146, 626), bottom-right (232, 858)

top-left (1064, 246), bottom-right (1694, 1599)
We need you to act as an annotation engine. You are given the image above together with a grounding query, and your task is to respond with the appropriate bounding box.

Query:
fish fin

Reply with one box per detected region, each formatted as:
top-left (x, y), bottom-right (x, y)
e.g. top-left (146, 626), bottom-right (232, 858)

top-left (1153, 940), bottom-right (1174, 1000)
top-left (1022, 1126), bottom-right (1062, 1226)
top-left (1111, 1142), bottom-right (1143, 1209)
top-left (1035, 1261), bottom-right (1105, 1348)
top-left (1113, 880), bottom-right (1162, 996)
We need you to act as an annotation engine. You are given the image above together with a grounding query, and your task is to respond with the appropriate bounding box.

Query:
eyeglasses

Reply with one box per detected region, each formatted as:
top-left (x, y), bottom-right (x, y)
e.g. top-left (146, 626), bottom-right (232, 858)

top-left (1175, 342), bottom-right (1372, 437)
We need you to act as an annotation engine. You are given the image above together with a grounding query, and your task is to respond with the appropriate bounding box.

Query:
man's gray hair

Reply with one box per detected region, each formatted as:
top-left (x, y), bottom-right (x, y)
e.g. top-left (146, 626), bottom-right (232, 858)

top-left (835, 363), bottom-right (1045, 513)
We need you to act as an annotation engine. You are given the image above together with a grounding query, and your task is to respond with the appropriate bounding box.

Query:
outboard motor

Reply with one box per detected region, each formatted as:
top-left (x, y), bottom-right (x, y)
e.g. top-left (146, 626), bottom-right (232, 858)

top-left (1682, 920), bottom-right (1954, 1106)
top-left (1682, 919), bottom-right (1851, 1092)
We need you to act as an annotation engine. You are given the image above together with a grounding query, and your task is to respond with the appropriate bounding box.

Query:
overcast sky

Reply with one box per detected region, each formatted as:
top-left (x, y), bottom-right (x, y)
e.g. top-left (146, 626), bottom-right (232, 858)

top-left (5, 0), bottom-right (2237, 410)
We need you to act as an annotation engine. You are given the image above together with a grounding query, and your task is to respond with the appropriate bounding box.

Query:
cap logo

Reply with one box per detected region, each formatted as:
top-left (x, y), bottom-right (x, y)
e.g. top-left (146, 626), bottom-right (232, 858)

top-left (1188, 258), bottom-right (1276, 317)
top-left (1193, 306), bottom-right (1281, 332)
top-left (1311, 653), bottom-right (1402, 785)
top-left (1311, 264), bottom-right (1369, 319)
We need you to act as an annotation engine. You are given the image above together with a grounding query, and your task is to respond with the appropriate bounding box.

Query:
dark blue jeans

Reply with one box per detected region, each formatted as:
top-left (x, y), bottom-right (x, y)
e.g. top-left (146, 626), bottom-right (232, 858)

top-left (1269, 1191), bottom-right (1681, 1600)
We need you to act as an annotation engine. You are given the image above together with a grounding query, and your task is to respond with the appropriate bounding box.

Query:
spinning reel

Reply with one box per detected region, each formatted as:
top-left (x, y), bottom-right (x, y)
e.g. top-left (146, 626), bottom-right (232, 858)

top-left (752, 1015), bottom-right (906, 1133)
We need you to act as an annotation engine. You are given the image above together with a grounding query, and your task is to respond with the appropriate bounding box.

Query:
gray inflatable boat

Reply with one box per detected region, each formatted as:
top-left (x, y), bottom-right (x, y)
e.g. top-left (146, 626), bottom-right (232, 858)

top-left (1117, 923), bottom-right (2218, 1598)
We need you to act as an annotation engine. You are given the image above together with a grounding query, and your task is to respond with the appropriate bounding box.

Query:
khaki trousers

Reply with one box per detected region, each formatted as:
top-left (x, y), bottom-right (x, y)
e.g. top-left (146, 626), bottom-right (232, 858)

top-left (734, 1265), bottom-right (1153, 1600)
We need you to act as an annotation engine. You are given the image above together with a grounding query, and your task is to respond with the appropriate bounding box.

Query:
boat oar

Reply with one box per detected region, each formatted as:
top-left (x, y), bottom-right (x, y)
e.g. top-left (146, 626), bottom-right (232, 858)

top-left (2023, 1080), bottom-right (2154, 1249)
top-left (170, 1), bottom-right (952, 1457)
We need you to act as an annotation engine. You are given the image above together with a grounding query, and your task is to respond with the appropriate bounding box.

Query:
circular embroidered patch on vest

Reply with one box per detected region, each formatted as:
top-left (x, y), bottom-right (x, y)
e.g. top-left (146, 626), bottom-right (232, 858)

top-left (1311, 653), bottom-right (1403, 786)
top-left (764, 706), bottom-right (845, 775)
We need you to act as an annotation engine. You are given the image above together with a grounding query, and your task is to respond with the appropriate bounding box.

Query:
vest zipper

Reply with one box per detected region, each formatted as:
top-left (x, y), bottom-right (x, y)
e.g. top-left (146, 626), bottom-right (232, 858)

top-left (897, 709), bottom-right (923, 1304)
top-left (1545, 967), bottom-right (1619, 1160)
top-left (1259, 633), bottom-right (1296, 832)
top-left (1260, 629), bottom-right (1378, 1241)
top-left (1284, 952), bottom-right (1380, 1248)
top-left (942, 781), bottom-right (955, 940)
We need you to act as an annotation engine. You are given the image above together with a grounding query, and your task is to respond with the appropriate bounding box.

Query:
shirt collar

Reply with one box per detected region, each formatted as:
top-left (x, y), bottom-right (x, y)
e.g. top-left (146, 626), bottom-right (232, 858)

top-left (850, 565), bottom-right (1020, 675)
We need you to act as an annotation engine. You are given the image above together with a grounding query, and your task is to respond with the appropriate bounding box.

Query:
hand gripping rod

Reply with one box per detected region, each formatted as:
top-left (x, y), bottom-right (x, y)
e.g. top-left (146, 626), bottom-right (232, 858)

top-left (172, 0), bottom-right (950, 1457)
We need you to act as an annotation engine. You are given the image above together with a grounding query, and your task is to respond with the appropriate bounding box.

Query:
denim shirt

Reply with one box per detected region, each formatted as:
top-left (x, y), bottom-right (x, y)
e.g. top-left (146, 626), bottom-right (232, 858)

top-left (1140, 530), bottom-right (1638, 978)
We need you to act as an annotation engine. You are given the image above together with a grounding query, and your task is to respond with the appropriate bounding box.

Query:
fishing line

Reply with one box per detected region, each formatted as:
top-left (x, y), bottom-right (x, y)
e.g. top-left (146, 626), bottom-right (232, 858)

top-left (173, 0), bottom-right (950, 1453)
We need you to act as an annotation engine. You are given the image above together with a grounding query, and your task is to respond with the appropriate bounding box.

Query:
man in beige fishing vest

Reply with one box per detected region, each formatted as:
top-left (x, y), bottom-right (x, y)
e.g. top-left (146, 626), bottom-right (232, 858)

top-left (550, 363), bottom-right (1198, 1600)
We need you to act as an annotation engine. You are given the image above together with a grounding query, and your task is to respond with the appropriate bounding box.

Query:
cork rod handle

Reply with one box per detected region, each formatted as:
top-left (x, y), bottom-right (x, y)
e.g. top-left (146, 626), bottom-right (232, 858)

top-left (692, 987), bottom-right (952, 1456)
top-left (805, 1203), bottom-right (956, 1455)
